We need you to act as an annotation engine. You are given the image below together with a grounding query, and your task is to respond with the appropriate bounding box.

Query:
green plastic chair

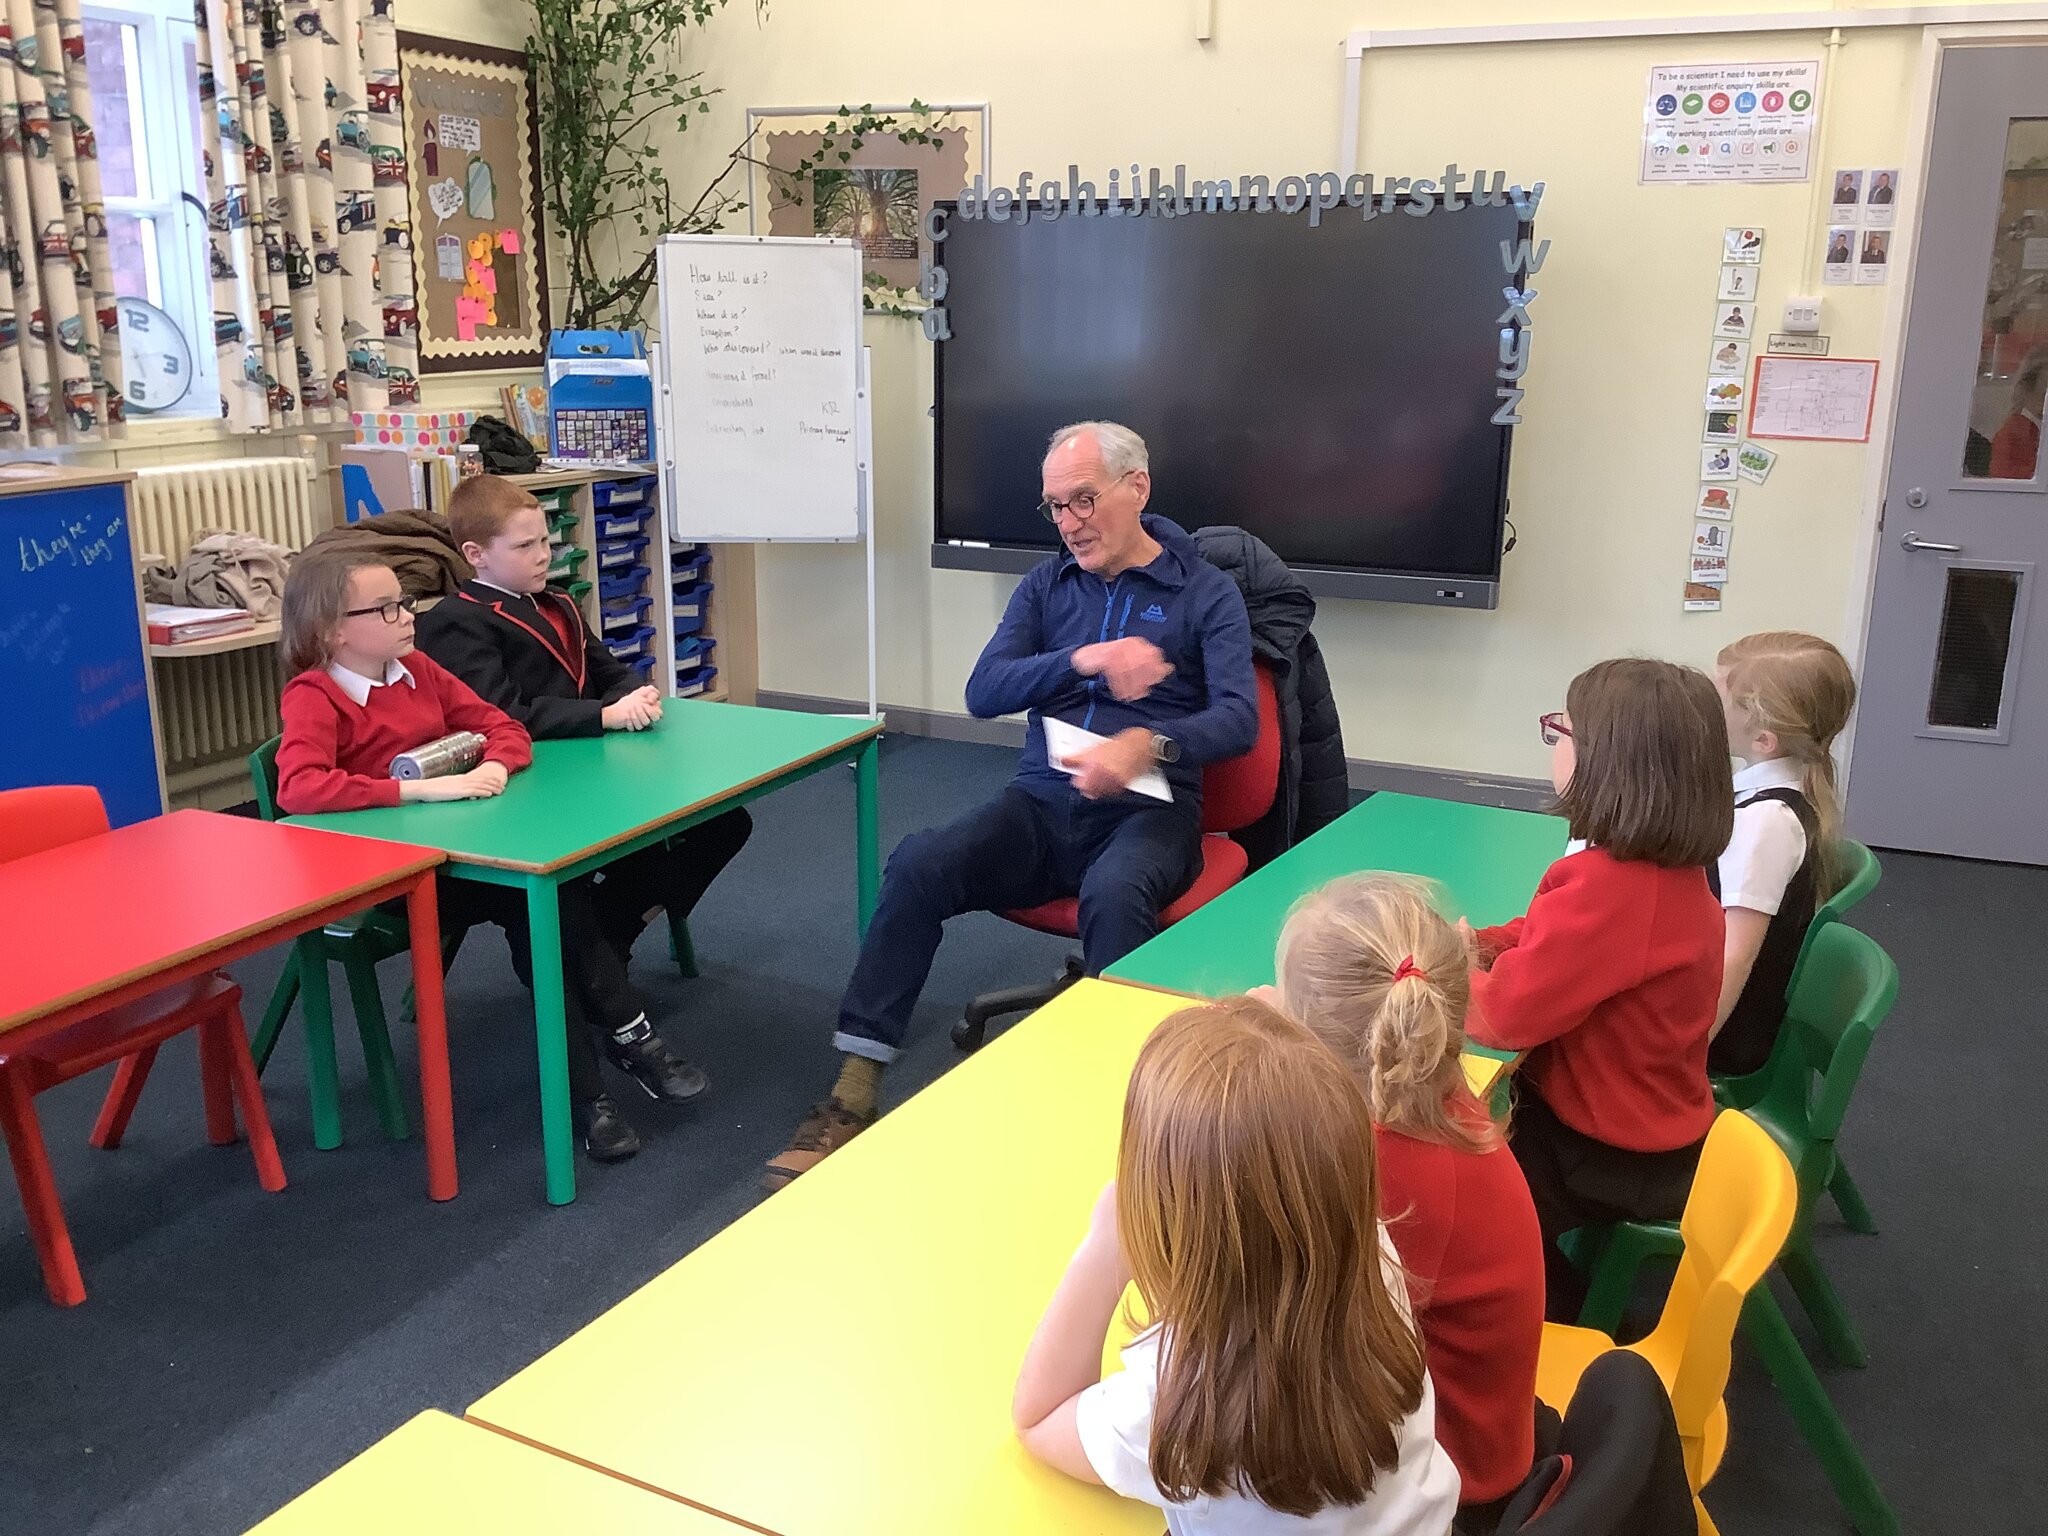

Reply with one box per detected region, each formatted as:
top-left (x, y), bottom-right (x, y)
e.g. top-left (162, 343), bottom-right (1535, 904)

top-left (1718, 838), bottom-right (1882, 1234)
top-left (247, 738), bottom-right (417, 1146)
top-left (1578, 922), bottom-right (1900, 1536)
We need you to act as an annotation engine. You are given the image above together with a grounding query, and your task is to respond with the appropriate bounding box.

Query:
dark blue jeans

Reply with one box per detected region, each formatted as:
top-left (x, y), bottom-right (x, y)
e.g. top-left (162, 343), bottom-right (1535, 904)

top-left (833, 785), bottom-right (1203, 1063)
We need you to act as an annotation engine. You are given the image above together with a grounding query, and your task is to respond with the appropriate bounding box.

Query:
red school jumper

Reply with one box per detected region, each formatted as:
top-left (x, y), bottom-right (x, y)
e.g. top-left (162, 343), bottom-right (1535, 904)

top-left (1377, 1111), bottom-right (1545, 1506)
top-left (1467, 847), bottom-right (1721, 1153)
top-left (275, 652), bottom-right (533, 815)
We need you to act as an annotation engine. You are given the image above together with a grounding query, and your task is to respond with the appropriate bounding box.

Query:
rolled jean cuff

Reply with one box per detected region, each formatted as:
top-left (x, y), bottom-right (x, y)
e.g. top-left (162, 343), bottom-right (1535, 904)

top-left (833, 1030), bottom-right (898, 1066)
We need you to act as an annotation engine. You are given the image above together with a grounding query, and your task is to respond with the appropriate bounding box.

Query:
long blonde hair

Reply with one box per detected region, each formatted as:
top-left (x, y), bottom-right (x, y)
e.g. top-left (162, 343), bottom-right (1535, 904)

top-left (1118, 996), bottom-right (1426, 1517)
top-left (1717, 631), bottom-right (1857, 903)
top-left (1276, 874), bottom-right (1497, 1156)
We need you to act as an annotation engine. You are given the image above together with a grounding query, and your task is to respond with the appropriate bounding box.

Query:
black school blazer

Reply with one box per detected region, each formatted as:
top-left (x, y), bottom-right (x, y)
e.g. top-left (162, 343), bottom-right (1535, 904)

top-left (414, 579), bottom-right (639, 739)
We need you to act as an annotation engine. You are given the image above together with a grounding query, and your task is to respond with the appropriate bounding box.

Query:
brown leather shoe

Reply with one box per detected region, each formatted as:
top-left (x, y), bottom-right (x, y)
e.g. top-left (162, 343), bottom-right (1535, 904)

top-left (762, 1097), bottom-right (874, 1191)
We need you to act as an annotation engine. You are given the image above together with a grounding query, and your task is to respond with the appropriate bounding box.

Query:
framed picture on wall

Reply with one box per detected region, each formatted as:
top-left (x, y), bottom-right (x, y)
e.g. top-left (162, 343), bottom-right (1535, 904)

top-left (745, 103), bottom-right (989, 313)
top-left (397, 34), bottom-right (551, 372)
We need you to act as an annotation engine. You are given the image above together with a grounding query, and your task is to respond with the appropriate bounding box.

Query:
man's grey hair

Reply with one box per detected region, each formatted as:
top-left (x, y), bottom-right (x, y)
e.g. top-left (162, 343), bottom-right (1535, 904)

top-left (1045, 420), bottom-right (1149, 477)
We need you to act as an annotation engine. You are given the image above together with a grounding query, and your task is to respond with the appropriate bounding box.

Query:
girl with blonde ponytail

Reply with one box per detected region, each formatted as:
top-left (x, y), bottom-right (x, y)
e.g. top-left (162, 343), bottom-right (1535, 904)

top-left (1711, 631), bottom-right (1858, 1076)
top-left (1275, 875), bottom-right (1546, 1525)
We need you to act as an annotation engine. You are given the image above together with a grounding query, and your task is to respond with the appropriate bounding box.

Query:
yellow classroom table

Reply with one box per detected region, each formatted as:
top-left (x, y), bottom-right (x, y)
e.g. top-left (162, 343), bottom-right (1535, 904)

top-left (244, 1410), bottom-right (739, 1533)
top-left (470, 979), bottom-right (1189, 1536)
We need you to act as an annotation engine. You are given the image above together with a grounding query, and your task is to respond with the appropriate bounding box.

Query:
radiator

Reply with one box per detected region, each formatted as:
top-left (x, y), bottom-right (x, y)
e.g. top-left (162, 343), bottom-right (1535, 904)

top-left (132, 457), bottom-right (329, 808)
top-left (131, 456), bottom-right (326, 563)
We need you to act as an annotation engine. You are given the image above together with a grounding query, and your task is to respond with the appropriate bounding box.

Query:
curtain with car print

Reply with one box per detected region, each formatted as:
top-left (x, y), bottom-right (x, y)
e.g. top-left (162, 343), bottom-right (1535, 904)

top-left (197, 0), bottom-right (414, 433)
top-left (0, 0), bottom-right (124, 447)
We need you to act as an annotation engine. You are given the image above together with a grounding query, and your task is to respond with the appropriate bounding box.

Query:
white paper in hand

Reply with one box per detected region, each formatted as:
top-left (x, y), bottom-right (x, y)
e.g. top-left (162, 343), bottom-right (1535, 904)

top-left (1042, 716), bottom-right (1173, 803)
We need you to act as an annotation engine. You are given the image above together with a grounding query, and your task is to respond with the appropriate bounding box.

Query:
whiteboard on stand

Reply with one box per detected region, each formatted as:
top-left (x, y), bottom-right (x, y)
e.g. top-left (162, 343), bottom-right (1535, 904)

top-left (656, 234), bottom-right (863, 543)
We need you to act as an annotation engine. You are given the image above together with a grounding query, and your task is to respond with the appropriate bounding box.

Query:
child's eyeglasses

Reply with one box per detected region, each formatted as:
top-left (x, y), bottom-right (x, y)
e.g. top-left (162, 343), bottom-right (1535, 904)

top-left (344, 594), bottom-right (419, 623)
top-left (1538, 711), bottom-right (1572, 747)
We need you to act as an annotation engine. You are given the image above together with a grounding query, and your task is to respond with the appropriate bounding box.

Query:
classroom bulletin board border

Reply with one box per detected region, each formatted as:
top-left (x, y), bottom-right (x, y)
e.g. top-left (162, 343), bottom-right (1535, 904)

top-left (397, 34), bottom-right (551, 373)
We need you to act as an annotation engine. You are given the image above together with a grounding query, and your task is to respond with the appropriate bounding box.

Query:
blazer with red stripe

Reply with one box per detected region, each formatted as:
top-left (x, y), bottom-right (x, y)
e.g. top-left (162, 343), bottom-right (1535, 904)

top-left (414, 578), bottom-right (639, 739)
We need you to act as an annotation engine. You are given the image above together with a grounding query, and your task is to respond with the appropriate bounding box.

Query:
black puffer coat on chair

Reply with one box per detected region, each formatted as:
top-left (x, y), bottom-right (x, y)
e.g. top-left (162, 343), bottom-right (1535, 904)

top-left (1195, 525), bottom-right (1350, 870)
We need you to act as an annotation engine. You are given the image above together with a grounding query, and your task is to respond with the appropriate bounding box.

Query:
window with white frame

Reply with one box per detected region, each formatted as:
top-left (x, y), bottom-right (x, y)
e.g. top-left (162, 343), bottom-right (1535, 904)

top-left (83, 0), bottom-right (212, 416)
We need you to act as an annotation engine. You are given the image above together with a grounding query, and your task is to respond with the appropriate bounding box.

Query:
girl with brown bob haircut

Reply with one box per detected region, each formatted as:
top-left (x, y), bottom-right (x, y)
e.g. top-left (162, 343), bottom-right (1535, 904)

top-left (1467, 658), bottom-right (1731, 1320)
top-left (1013, 996), bottom-right (1460, 1531)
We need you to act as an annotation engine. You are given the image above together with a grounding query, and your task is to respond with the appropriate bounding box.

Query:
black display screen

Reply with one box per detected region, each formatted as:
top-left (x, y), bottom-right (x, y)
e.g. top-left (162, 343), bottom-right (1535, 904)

top-left (934, 198), bottom-right (1525, 584)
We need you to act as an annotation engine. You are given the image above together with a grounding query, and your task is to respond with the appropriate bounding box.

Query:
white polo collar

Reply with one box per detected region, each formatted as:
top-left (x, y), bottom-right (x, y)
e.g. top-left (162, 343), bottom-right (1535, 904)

top-left (1733, 756), bottom-right (1803, 797)
top-left (327, 657), bottom-right (415, 707)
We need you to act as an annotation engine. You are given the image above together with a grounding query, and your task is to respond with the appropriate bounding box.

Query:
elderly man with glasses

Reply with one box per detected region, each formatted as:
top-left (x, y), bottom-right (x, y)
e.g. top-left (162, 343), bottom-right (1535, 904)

top-left (765, 420), bottom-right (1258, 1189)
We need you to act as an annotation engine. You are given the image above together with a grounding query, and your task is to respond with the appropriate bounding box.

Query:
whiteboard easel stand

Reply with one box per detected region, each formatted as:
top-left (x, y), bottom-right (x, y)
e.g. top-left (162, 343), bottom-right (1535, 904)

top-left (857, 345), bottom-right (878, 721)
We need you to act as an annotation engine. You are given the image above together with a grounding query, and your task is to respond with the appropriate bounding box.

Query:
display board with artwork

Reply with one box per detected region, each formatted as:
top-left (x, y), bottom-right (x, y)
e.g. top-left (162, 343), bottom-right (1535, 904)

top-left (397, 35), bottom-right (550, 371)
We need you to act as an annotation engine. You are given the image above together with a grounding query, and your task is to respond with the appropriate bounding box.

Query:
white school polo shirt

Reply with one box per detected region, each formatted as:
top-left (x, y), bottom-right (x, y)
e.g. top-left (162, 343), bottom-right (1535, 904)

top-left (325, 658), bottom-right (415, 707)
top-left (1717, 757), bottom-right (1808, 916)
top-left (1074, 1235), bottom-right (1461, 1535)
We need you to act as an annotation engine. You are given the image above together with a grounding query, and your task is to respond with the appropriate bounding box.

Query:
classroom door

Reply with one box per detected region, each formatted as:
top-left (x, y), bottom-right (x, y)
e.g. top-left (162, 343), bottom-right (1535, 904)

top-left (1851, 46), bottom-right (2048, 864)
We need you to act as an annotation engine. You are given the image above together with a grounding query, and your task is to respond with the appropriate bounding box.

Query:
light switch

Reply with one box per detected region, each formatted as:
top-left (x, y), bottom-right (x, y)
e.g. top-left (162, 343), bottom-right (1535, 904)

top-left (1782, 295), bottom-right (1823, 333)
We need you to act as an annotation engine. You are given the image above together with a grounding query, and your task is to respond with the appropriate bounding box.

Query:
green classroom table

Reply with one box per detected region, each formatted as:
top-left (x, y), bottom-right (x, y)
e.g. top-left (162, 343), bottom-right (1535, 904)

top-left (287, 701), bottom-right (883, 1205)
top-left (1106, 791), bottom-right (1567, 999)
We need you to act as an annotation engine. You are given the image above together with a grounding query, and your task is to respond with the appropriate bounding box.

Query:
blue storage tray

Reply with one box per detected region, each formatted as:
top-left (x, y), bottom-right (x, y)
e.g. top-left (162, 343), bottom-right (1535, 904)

top-left (673, 635), bottom-right (715, 676)
top-left (601, 593), bottom-right (653, 633)
top-left (670, 551), bottom-right (710, 587)
top-left (598, 566), bottom-right (649, 601)
top-left (627, 653), bottom-right (656, 679)
top-left (671, 579), bottom-right (710, 629)
top-left (591, 475), bottom-right (656, 509)
top-left (670, 541), bottom-right (702, 564)
top-left (595, 534), bottom-right (650, 571)
top-left (675, 664), bottom-right (719, 699)
top-left (603, 624), bottom-right (654, 662)
top-left (593, 506), bottom-right (652, 540)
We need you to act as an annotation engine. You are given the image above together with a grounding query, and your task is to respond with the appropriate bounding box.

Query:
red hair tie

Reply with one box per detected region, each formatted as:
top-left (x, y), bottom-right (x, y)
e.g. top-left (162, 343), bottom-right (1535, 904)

top-left (1391, 955), bottom-right (1429, 985)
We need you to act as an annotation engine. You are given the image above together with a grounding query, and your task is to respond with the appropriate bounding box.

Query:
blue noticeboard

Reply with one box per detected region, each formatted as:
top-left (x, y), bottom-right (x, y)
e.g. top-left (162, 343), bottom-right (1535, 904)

top-left (0, 478), bottom-right (163, 826)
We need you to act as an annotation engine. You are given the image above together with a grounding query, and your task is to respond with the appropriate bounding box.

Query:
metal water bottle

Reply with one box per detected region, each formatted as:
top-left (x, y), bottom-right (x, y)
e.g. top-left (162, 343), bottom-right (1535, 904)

top-left (389, 731), bottom-right (487, 780)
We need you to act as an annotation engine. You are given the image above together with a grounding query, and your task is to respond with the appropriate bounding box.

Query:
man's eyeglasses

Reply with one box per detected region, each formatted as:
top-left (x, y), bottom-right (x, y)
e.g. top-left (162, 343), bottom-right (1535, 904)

top-left (1039, 469), bottom-right (1135, 524)
top-left (344, 593), bottom-right (419, 624)
top-left (1539, 711), bottom-right (1572, 747)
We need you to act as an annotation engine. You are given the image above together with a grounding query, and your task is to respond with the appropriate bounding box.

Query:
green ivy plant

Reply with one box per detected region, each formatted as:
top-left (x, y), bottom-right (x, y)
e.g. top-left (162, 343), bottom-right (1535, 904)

top-left (527, 0), bottom-right (769, 330)
top-left (527, 0), bottom-right (950, 329)
top-left (739, 101), bottom-right (949, 317)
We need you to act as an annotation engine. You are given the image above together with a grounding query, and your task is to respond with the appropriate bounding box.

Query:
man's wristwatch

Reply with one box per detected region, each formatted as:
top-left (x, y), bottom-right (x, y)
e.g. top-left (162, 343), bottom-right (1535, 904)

top-left (1148, 731), bottom-right (1182, 765)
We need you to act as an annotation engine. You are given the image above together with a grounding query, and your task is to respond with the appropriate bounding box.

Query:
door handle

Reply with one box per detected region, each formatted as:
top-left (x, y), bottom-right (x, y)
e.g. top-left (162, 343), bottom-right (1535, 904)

top-left (1900, 530), bottom-right (1962, 553)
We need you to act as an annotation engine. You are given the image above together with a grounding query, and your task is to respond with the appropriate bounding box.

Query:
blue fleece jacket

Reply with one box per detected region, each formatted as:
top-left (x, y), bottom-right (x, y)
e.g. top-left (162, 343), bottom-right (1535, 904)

top-left (965, 514), bottom-right (1258, 814)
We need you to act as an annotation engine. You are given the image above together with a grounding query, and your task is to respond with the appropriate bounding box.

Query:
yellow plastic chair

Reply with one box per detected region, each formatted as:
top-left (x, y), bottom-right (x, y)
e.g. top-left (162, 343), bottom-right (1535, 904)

top-left (1536, 1110), bottom-right (1796, 1535)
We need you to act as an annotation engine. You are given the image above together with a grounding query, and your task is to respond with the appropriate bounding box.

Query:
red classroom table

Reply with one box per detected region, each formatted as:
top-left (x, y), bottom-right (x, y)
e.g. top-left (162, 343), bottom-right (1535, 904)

top-left (0, 811), bottom-right (458, 1200)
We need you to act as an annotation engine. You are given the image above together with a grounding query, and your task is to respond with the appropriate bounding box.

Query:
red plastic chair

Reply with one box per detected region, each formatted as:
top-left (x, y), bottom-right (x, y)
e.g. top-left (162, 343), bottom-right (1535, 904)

top-left (953, 663), bottom-right (1284, 1050)
top-left (0, 787), bottom-right (285, 1306)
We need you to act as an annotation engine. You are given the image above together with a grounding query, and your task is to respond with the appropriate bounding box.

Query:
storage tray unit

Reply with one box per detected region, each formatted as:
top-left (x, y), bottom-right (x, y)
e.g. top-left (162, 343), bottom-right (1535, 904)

top-left (671, 580), bottom-right (709, 637)
top-left (669, 538), bottom-right (716, 699)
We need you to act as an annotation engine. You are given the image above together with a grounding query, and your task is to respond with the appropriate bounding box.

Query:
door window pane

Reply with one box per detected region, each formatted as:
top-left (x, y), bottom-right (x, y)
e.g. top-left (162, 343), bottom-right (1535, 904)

top-left (1927, 566), bottom-right (2023, 729)
top-left (1965, 119), bottom-right (2048, 479)
top-left (82, 19), bottom-right (146, 200)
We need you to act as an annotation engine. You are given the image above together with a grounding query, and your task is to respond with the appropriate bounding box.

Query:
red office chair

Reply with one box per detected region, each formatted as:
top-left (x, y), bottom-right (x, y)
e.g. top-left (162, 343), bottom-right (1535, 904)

top-left (953, 663), bottom-right (1283, 1051)
top-left (0, 787), bottom-right (285, 1306)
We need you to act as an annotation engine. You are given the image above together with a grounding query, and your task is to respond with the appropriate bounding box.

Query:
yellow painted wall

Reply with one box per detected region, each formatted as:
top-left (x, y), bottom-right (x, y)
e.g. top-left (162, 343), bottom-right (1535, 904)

top-left (642, 0), bottom-right (2030, 781)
